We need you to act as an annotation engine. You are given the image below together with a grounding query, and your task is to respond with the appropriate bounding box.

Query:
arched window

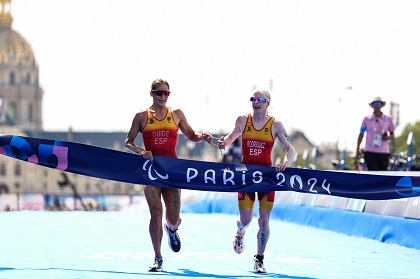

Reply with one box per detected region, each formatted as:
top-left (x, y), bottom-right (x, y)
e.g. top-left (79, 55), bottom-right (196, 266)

top-left (15, 164), bottom-right (21, 176)
top-left (29, 103), bottom-right (33, 121)
top-left (7, 102), bottom-right (16, 122)
top-left (0, 163), bottom-right (6, 176)
top-left (0, 184), bottom-right (9, 193)
top-left (25, 73), bottom-right (31, 85)
top-left (9, 72), bottom-right (15, 86)
top-left (3, 2), bottom-right (11, 13)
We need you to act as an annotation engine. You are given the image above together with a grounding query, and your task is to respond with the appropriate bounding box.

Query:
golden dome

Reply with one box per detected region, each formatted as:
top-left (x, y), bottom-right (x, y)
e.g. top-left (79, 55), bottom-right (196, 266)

top-left (0, 0), bottom-right (36, 66)
top-left (0, 29), bottom-right (36, 66)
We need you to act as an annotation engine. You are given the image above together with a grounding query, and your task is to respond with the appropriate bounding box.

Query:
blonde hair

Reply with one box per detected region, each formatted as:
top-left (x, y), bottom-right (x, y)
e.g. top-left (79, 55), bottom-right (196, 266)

top-left (253, 89), bottom-right (271, 102)
top-left (151, 79), bottom-right (170, 90)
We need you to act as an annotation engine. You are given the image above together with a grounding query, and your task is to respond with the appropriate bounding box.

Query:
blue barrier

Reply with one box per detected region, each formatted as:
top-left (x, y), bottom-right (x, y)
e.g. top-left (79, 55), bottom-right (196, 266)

top-left (182, 196), bottom-right (420, 250)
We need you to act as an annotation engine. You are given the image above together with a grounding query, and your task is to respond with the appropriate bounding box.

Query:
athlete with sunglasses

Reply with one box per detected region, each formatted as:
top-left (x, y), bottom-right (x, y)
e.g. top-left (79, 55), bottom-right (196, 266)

top-left (125, 78), bottom-right (213, 272)
top-left (217, 89), bottom-right (296, 273)
top-left (356, 96), bottom-right (395, 171)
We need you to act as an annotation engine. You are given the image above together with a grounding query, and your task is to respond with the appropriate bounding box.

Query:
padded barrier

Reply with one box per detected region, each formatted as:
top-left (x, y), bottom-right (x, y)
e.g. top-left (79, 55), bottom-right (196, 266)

top-left (182, 195), bottom-right (420, 250)
top-left (404, 197), bottom-right (420, 219)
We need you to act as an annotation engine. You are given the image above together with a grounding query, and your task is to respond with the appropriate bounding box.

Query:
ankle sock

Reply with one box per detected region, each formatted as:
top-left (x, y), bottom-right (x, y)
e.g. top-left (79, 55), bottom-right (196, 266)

top-left (255, 254), bottom-right (264, 261)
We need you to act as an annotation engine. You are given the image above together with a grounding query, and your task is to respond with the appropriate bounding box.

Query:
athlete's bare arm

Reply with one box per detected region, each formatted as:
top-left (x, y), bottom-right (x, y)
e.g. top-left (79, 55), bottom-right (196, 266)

top-left (218, 115), bottom-right (247, 150)
top-left (173, 108), bottom-right (212, 143)
top-left (272, 119), bottom-right (296, 171)
top-left (124, 110), bottom-right (153, 160)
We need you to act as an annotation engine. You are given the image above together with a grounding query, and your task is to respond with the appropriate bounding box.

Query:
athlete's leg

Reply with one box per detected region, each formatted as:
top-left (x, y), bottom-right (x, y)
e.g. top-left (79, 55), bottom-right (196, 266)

top-left (237, 192), bottom-right (255, 237)
top-left (162, 187), bottom-right (181, 230)
top-left (257, 192), bottom-right (275, 256)
top-left (238, 208), bottom-right (253, 236)
top-left (233, 192), bottom-right (255, 254)
top-left (161, 187), bottom-right (182, 253)
top-left (143, 185), bottom-right (164, 259)
top-left (257, 208), bottom-right (272, 255)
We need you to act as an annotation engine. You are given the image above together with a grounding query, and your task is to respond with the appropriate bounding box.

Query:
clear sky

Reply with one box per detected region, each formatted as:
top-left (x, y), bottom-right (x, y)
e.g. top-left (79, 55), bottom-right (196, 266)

top-left (10, 0), bottom-right (420, 152)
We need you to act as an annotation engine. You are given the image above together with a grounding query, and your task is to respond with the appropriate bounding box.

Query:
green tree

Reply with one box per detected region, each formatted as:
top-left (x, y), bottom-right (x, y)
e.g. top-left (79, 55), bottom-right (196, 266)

top-left (393, 121), bottom-right (420, 156)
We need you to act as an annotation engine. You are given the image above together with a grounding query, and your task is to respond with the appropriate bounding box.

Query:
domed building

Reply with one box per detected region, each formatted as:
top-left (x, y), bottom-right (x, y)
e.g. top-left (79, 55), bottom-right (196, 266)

top-left (0, 0), bottom-right (244, 210)
top-left (0, 0), bottom-right (146, 210)
top-left (0, 0), bottom-right (43, 130)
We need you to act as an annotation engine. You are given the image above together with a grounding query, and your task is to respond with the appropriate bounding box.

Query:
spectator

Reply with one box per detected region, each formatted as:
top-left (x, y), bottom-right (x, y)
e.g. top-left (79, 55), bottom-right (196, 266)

top-left (356, 97), bottom-right (395, 171)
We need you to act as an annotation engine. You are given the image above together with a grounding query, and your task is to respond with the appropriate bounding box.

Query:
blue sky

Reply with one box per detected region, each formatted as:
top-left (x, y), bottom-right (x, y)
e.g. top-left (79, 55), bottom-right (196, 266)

top-left (11, 0), bottom-right (420, 152)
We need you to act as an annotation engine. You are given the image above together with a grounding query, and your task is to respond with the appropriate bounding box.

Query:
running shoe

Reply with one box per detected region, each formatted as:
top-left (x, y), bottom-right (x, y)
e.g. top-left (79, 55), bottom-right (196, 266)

top-left (164, 223), bottom-right (181, 252)
top-left (253, 254), bottom-right (266, 273)
top-left (233, 234), bottom-right (244, 254)
top-left (148, 258), bottom-right (163, 272)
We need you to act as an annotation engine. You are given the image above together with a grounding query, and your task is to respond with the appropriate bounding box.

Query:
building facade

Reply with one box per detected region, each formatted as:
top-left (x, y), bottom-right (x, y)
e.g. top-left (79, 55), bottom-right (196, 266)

top-left (0, 1), bottom-right (141, 203)
top-left (0, 1), bottom-right (332, 210)
top-left (0, 0), bottom-right (43, 130)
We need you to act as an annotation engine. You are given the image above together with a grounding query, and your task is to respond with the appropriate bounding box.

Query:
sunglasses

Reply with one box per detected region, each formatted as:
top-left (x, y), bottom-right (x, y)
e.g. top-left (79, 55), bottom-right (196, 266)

top-left (371, 101), bottom-right (383, 107)
top-left (152, 90), bottom-right (171, 97)
top-left (250, 97), bottom-right (267, 103)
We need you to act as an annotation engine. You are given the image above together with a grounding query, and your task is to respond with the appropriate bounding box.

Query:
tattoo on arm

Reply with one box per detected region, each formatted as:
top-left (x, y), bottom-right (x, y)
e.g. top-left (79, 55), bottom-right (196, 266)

top-left (126, 127), bottom-right (133, 139)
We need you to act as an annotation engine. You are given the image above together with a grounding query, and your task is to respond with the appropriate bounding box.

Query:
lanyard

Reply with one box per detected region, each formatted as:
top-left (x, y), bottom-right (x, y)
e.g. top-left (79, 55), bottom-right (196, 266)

top-left (372, 116), bottom-right (384, 134)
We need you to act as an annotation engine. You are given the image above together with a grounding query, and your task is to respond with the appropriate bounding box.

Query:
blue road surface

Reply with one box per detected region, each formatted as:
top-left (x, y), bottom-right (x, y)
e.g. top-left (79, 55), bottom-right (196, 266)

top-left (1, 211), bottom-right (420, 279)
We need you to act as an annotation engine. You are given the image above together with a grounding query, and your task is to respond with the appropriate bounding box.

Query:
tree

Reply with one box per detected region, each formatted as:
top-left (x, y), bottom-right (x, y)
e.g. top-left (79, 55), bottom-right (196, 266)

top-left (393, 121), bottom-right (420, 156)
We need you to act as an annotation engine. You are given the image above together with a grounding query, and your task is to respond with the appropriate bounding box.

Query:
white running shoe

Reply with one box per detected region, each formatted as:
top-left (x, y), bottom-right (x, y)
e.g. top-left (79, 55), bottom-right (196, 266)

top-left (148, 258), bottom-right (163, 272)
top-left (253, 254), bottom-right (267, 273)
top-left (233, 234), bottom-right (244, 254)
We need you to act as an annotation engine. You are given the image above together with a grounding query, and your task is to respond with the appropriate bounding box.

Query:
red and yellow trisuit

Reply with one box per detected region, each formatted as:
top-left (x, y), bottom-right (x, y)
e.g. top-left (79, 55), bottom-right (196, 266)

top-left (239, 114), bottom-right (275, 210)
top-left (142, 107), bottom-right (178, 158)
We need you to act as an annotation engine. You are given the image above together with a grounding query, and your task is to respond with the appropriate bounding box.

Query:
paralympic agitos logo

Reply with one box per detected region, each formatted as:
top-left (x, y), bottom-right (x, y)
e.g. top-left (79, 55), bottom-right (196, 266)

top-left (142, 160), bottom-right (169, 181)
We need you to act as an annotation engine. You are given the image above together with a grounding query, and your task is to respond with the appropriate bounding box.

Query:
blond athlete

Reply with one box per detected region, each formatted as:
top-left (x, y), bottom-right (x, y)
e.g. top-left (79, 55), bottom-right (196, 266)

top-left (218, 89), bottom-right (296, 273)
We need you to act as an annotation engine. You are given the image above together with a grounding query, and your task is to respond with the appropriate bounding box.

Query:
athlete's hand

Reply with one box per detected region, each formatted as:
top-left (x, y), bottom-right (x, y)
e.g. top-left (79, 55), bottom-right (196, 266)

top-left (218, 136), bottom-right (226, 150)
top-left (140, 150), bottom-right (153, 161)
top-left (276, 163), bottom-right (288, 172)
top-left (202, 132), bottom-right (213, 144)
